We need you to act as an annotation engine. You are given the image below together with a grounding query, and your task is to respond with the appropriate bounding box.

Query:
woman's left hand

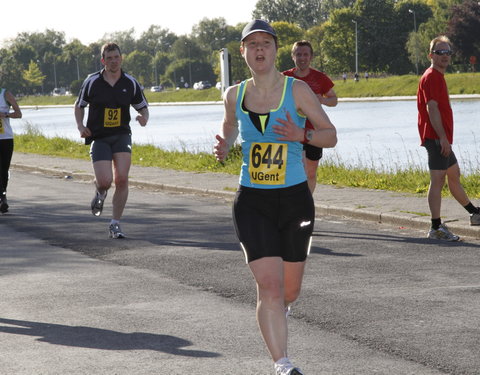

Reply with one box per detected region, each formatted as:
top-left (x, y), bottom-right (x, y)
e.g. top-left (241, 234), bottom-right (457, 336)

top-left (272, 111), bottom-right (303, 142)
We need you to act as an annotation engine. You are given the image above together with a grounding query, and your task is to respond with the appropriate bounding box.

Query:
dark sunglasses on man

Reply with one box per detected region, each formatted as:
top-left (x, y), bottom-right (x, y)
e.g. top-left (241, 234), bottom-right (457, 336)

top-left (432, 49), bottom-right (453, 56)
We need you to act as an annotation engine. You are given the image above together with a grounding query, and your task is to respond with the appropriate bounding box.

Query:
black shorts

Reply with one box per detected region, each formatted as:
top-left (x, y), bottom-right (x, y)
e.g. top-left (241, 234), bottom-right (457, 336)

top-left (233, 182), bottom-right (315, 263)
top-left (423, 138), bottom-right (457, 170)
top-left (303, 143), bottom-right (323, 161)
top-left (90, 133), bottom-right (132, 162)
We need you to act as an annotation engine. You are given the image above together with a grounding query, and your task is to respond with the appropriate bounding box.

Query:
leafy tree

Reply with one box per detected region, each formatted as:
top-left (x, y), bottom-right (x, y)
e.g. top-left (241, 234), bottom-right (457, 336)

top-left (270, 21), bottom-right (304, 50)
top-left (0, 49), bottom-right (25, 93)
top-left (192, 17), bottom-right (231, 51)
top-left (137, 25), bottom-right (178, 55)
top-left (122, 50), bottom-right (153, 86)
top-left (22, 60), bottom-right (46, 94)
top-left (447, 0), bottom-right (480, 63)
top-left (392, 0), bottom-right (432, 74)
top-left (101, 28), bottom-right (137, 55)
top-left (320, 7), bottom-right (357, 74)
top-left (253, 0), bottom-right (321, 29)
top-left (318, 0), bottom-right (357, 21)
top-left (407, 0), bottom-right (463, 71)
top-left (353, 0), bottom-right (397, 73)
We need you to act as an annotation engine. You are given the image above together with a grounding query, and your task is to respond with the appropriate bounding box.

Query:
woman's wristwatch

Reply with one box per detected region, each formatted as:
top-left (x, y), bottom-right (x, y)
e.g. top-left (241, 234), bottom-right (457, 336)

top-left (303, 128), bottom-right (314, 144)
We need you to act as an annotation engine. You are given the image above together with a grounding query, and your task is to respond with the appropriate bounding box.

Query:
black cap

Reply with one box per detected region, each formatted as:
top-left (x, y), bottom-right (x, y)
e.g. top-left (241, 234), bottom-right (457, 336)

top-left (241, 19), bottom-right (277, 41)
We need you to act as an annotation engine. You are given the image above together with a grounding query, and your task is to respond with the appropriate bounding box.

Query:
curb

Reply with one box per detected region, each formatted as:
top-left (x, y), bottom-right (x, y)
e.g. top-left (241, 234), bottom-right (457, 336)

top-left (11, 162), bottom-right (480, 239)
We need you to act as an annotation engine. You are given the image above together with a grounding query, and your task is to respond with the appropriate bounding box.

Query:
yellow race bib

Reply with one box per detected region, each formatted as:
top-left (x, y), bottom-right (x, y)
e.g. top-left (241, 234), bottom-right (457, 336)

top-left (104, 108), bottom-right (121, 128)
top-left (248, 142), bottom-right (287, 185)
top-left (0, 118), bottom-right (4, 134)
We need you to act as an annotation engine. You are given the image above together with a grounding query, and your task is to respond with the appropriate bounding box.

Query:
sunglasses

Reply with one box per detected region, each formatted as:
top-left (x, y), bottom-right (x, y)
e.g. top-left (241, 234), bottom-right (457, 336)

top-left (432, 49), bottom-right (453, 56)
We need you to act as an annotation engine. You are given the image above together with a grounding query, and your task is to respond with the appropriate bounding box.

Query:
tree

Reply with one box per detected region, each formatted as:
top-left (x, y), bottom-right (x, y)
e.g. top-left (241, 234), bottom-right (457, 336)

top-left (447, 0), bottom-right (480, 63)
top-left (192, 18), bottom-right (230, 51)
top-left (0, 49), bottom-right (25, 93)
top-left (101, 28), bottom-right (137, 55)
top-left (122, 51), bottom-right (153, 86)
top-left (22, 60), bottom-right (46, 94)
top-left (353, 0), bottom-right (397, 73)
top-left (270, 21), bottom-right (304, 50)
top-left (253, 0), bottom-right (321, 29)
top-left (320, 7), bottom-right (357, 74)
top-left (393, 0), bottom-right (432, 74)
top-left (137, 25), bottom-right (178, 54)
top-left (407, 0), bottom-right (463, 71)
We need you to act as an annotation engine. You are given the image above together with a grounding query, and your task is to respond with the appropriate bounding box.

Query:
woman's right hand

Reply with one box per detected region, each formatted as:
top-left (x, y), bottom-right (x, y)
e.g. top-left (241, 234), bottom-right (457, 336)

top-left (214, 134), bottom-right (229, 162)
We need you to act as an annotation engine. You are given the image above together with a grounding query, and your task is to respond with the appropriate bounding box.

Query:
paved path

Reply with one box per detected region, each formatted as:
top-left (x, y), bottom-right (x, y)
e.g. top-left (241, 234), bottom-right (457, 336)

top-left (11, 152), bottom-right (480, 240)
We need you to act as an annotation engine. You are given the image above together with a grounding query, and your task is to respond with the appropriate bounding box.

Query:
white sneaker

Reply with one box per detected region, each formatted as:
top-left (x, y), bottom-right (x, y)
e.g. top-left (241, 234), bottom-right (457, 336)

top-left (275, 360), bottom-right (304, 375)
top-left (427, 224), bottom-right (459, 242)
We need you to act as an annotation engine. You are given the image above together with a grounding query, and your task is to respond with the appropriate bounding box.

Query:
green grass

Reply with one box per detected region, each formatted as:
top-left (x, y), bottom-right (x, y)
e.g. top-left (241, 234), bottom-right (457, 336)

top-left (17, 73), bottom-right (480, 107)
top-left (18, 88), bottom-right (223, 106)
top-left (14, 128), bottom-right (480, 199)
top-left (333, 72), bottom-right (480, 98)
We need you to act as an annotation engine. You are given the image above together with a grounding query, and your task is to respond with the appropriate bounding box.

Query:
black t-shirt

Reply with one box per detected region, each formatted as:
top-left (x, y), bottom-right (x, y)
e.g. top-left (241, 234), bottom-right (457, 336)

top-left (75, 69), bottom-right (148, 144)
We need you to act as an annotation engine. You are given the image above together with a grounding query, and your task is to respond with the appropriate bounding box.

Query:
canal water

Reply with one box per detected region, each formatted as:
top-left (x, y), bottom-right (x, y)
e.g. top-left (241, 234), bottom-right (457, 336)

top-left (15, 99), bottom-right (480, 173)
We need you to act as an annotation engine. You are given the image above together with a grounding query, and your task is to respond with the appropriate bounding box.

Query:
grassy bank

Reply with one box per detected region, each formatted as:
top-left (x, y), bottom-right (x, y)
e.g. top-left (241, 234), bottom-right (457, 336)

top-left (14, 129), bottom-right (480, 199)
top-left (17, 72), bottom-right (480, 106)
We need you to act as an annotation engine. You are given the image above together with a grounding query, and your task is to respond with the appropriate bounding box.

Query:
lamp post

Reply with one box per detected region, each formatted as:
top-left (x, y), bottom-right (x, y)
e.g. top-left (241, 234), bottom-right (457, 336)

top-left (352, 20), bottom-right (358, 80)
top-left (75, 58), bottom-right (80, 80)
top-left (185, 41), bottom-right (192, 88)
top-left (53, 59), bottom-right (58, 89)
top-left (409, 9), bottom-right (419, 75)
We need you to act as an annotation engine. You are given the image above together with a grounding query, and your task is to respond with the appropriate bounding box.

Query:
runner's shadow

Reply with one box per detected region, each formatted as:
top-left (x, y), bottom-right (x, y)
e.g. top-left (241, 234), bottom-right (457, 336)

top-left (0, 318), bottom-right (219, 357)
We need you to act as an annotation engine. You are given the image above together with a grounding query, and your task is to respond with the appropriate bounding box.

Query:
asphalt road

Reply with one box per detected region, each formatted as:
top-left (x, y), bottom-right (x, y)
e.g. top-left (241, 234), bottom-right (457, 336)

top-left (1, 170), bottom-right (479, 375)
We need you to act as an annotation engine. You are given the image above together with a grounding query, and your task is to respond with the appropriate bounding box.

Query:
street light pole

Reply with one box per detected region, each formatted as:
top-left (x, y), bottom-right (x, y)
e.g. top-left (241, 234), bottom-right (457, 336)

top-left (409, 9), bottom-right (419, 75)
top-left (75, 58), bottom-right (80, 80)
top-left (53, 59), bottom-right (57, 89)
top-left (352, 20), bottom-right (358, 79)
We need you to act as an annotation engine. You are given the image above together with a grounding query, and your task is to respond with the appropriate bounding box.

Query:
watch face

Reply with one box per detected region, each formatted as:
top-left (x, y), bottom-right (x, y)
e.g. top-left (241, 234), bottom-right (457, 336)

top-left (307, 130), bottom-right (313, 140)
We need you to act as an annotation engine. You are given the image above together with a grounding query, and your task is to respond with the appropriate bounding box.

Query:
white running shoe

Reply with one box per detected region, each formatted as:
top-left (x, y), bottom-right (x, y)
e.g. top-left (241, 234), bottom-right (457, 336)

top-left (275, 360), bottom-right (304, 375)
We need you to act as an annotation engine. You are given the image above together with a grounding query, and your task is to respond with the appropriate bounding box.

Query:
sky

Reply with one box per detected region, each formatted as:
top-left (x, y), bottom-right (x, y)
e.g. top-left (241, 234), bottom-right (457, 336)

top-left (2, 0), bottom-right (259, 46)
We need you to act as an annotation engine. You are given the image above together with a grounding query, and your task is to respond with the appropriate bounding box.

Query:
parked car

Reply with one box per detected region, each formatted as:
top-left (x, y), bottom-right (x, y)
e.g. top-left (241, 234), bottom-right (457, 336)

top-left (150, 85), bottom-right (163, 92)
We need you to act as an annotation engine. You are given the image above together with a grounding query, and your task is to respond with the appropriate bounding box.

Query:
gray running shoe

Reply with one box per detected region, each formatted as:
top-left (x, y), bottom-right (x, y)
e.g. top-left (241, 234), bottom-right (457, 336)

top-left (470, 211), bottom-right (480, 226)
top-left (109, 223), bottom-right (125, 239)
top-left (0, 196), bottom-right (8, 213)
top-left (91, 191), bottom-right (106, 216)
top-left (427, 224), bottom-right (459, 241)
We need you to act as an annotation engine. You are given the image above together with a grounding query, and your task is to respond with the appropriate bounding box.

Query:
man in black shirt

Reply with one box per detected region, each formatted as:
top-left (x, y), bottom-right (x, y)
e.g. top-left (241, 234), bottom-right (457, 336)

top-left (75, 42), bottom-right (149, 238)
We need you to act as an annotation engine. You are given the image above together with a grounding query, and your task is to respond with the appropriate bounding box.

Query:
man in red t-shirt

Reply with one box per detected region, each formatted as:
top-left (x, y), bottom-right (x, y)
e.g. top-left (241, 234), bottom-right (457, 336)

top-left (283, 40), bottom-right (337, 193)
top-left (417, 35), bottom-right (480, 241)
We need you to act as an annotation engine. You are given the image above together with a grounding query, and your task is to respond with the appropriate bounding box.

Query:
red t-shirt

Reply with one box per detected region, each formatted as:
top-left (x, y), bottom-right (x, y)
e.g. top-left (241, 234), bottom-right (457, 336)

top-left (283, 67), bottom-right (334, 130)
top-left (417, 67), bottom-right (453, 145)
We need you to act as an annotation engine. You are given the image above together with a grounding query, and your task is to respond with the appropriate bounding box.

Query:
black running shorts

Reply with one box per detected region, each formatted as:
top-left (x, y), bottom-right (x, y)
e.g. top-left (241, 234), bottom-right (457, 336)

top-left (423, 138), bottom-right (457, 170)
top-left (303, 143), bottom-right (323, 161)
top-left (233, 181), bottom-right (315, 263)
top-left (90, 133), bottom-right (132, 162)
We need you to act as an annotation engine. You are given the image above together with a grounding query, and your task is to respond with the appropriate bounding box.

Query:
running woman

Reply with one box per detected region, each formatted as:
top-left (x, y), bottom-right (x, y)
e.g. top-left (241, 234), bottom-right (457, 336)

top-left (214, 20), bottom-right (337, 375)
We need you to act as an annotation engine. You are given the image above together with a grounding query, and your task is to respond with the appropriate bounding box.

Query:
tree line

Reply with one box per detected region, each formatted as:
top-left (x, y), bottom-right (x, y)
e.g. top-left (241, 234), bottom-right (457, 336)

top-left (0, 0), bottom-right (478, 96)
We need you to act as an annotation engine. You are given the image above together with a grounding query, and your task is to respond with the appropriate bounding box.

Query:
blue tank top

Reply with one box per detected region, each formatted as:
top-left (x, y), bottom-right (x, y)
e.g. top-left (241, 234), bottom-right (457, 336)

top-left (236, 76), bottom-right (307, 189)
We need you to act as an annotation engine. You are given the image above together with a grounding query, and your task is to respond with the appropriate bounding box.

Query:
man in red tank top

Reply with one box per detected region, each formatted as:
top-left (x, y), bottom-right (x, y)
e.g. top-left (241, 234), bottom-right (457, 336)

top-left (283, 40), bottom-right (337, 193)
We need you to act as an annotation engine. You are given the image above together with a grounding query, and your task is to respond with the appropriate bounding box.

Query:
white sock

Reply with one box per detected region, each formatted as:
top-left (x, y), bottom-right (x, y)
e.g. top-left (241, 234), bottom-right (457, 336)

top-left (110, 219), bottom-right (120, 226)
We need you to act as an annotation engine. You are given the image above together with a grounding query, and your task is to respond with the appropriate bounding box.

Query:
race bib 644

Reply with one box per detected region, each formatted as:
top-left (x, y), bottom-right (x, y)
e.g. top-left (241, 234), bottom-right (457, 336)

top-left (248, 142), bottom-right (287, 185)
